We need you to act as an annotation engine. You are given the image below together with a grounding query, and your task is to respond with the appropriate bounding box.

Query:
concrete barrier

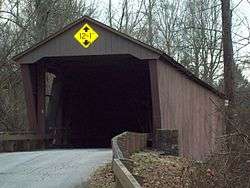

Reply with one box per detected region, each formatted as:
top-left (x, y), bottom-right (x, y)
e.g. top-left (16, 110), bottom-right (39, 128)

top-left (111, 132), bottom-right (148, 188)
top-left (112, 132), bottom-right (148, 159)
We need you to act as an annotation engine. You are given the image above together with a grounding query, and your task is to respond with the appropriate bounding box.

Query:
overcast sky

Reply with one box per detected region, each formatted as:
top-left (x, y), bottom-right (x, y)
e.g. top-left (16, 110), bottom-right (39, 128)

top-left (231, 0), bottom-right (250, 79)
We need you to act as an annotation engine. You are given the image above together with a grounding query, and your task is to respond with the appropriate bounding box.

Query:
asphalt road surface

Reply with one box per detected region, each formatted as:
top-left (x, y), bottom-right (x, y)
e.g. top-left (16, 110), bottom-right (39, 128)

top-left (0, 149), bottom-right (112, 188)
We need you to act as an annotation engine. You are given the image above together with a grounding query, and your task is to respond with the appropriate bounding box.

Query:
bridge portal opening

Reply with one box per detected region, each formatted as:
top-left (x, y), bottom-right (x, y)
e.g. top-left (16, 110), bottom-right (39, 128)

top-left (45, 55), bottom-right (152, 148)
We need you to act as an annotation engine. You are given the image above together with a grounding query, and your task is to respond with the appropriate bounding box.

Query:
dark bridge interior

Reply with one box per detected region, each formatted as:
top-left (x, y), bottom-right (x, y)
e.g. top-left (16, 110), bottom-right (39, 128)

top-left (45, 55), bottom-right (152, 148)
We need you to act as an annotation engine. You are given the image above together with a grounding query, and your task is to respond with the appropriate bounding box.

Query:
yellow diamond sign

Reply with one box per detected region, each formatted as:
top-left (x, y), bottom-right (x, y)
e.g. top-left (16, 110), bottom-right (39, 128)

top-left (74, 23), bottom-right (99, 48)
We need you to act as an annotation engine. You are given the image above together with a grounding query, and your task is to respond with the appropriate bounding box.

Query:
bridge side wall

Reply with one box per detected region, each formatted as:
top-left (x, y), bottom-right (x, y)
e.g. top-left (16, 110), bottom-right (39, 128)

top-left (21, 63), bottom-right (46, 136)
top-left (21, 64), bottom-right (38, 131)
top-left (156, 60), bottom-right (223, 160)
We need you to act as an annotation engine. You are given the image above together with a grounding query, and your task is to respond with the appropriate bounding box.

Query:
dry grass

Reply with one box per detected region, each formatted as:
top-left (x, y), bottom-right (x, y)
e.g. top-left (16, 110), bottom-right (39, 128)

top-left (131, 151), bottom-right (193, 188)
top-left (87, 163), bottom-right (115, 188)
top-left (86, 146), bottom-right (250, 188)
top-left (86, 151), bottom-right (194, 188)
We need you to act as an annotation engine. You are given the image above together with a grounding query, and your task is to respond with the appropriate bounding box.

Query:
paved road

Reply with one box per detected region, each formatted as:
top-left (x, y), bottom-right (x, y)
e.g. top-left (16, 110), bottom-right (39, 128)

top-left (0, 149), bottom-right (112, 188)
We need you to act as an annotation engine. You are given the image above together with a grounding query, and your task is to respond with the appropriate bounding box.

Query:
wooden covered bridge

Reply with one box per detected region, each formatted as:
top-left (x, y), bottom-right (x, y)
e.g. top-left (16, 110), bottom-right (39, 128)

top-left (10, 16), bottom-right (223, 160)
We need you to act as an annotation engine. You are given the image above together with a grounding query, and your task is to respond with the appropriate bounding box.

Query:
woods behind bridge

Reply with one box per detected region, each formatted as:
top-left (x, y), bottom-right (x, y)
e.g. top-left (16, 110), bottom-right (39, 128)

top-left (0, 0), bottom-right (249, 187)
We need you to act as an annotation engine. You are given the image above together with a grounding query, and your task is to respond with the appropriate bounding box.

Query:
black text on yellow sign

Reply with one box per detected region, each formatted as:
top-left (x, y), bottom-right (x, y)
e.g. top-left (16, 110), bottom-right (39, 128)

top-left (74, 23), bottom-right (99, 48)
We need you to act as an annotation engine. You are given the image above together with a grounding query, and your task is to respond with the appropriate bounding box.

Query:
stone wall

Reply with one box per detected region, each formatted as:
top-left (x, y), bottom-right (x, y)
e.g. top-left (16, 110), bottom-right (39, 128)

top-left (155, 129), bottom-right (179, 156)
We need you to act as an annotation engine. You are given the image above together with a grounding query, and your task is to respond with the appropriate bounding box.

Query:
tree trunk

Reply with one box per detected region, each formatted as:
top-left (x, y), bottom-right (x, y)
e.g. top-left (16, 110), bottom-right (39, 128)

top-left (221, 0), bottom-right (235, 133)
top-left (108, 0), bottom-right (112, 27)
top-left (147, 0), bottom-right (154, 45)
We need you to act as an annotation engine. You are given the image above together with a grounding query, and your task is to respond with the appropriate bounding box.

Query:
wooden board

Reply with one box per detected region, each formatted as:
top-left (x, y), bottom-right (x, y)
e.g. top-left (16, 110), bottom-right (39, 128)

top-left (113, 159), bottom-right (141, 188)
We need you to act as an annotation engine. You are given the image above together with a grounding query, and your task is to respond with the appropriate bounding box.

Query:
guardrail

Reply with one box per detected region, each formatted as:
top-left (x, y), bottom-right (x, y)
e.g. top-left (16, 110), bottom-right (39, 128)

top-left (111, 132), bottom-right (148, 188)
top-left (112, 132), bottom-right (147, 159)
top-left (0, 132), bottom-right (51, 152)
top-left (113, 159), bottom-right (141, 188)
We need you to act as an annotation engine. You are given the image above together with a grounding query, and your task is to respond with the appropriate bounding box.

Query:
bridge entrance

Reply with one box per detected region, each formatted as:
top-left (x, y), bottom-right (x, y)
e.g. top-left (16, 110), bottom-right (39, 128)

top-left (45, 55), bottom-right (152, 148)
top-left (13, 17), bottom-right (162, 150)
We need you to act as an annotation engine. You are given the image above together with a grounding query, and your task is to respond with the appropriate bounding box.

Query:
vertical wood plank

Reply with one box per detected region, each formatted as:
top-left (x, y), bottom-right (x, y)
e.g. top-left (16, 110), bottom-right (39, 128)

top-left (21, 65), bottom-right (37, 131)
top-left (37, 63), bottom-right (46, 136)
top-left (148, 59), bottom-right (161, 146)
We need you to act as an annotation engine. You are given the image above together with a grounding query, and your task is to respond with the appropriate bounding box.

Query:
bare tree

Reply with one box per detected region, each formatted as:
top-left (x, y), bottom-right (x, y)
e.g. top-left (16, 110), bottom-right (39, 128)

top-left (106, 0), bottom-right (147, 40)
top-left (155, 0), bottom-right (184, 58)
top-left (108, 0), bottom-right (113, 27)
top-left (144, 0), bottom-right (156, 45)
top-left (221, 0), bottom-right (235, 133)
top-left (179, 0), bottom-right (223, 85)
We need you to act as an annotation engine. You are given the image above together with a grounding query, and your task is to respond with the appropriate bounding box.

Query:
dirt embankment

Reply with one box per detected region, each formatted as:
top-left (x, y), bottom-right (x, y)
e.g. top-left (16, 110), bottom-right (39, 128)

top-left (87, 151), bottom-right (196, 188)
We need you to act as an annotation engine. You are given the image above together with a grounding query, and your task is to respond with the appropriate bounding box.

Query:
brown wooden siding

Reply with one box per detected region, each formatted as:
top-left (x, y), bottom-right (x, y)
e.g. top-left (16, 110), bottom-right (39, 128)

top-left (148, 60), bottom-right (161, 146)
top-left (36, 63), bottom-right (46, 135)
top-left (156, 60), bottom-right (223, 160)
top-left (21, 65), bottom-right (37, 131)
top-left (16, 19), bottom-right (159, 64)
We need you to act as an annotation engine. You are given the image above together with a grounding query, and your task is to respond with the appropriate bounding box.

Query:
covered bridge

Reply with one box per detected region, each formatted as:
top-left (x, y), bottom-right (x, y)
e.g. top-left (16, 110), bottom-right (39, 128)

top-left (12, 16), bottom-right (223, 160)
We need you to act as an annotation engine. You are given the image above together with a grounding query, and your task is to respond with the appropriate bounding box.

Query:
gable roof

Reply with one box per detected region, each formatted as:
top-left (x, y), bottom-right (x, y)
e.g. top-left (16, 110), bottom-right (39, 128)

top-left (13, 16), bottom-right (160, 63)
top-left (12, 16), bottom-right (224, 98)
